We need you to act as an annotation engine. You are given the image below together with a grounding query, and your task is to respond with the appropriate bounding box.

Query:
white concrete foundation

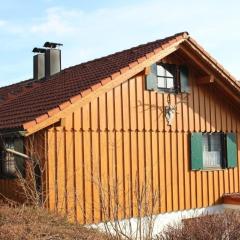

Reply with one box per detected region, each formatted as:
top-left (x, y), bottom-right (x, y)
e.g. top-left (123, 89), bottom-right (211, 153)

top-left (89, 204), bottom-right (226, 238)
top-left (222, 203), bottom-right (240, 210)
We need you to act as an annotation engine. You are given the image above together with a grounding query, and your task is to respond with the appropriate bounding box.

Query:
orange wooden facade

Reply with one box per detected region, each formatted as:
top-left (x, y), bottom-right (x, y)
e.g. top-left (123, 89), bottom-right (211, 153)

top-left (0, 50), bottom-right (240, 224)
top-left (45, 53), bottom-right (240, 224)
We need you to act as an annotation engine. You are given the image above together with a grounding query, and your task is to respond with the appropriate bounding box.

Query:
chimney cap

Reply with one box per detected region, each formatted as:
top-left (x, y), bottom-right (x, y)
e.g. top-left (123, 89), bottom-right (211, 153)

top-left (43, 42), bottom-right (63, 48)
top-left (32, 47), bottom-right (46, 53)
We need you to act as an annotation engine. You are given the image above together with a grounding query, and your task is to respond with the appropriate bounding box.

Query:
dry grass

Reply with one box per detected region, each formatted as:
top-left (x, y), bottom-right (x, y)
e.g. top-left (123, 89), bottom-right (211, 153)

top-left (157, 210), bottom-right (240, 240)
top-left (0, 204), bottom-right (111, 240)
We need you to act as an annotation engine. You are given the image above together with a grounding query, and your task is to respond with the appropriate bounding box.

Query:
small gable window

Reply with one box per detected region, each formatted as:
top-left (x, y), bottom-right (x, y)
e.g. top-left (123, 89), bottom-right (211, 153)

top-left (146, 63), bottom-right (190, 93)
top-left (157, 64), bottom-right (176, 91)
top-left (0, 136), bottom-right (25, 178)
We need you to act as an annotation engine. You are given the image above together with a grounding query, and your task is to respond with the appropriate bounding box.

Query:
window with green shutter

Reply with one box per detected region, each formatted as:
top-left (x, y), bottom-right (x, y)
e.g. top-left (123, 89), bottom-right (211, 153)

top-left (190, 132), bottom-right (238, 171)
top-left (146, 63), bottom-right (190, 93)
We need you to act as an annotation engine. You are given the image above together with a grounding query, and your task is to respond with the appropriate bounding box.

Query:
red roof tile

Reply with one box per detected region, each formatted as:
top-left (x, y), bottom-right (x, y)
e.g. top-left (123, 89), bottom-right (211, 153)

top-left (0, 79), bottom-right (35, 104)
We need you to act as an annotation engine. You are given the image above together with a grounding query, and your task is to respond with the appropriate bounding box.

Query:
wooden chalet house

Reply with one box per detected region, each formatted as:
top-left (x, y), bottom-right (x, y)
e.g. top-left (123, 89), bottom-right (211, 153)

top-left (0, 32), bottom-right (239, 224)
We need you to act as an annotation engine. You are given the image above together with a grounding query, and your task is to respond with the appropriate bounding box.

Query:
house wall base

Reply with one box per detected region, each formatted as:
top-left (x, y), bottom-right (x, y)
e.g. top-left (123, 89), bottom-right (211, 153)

top-left (222, 203), bottom-right (240, 210)
top-left (89, 205), bottom-right (228, 238)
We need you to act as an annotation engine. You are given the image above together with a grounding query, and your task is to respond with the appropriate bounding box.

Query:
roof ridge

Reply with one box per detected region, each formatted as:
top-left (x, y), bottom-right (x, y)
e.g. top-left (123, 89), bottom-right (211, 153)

top-left (0, 32), bottom-right (189, 90)
top-left (61, 32), bottom-right (189, 73)
top-left (0, 78), bottom-right (34, 90)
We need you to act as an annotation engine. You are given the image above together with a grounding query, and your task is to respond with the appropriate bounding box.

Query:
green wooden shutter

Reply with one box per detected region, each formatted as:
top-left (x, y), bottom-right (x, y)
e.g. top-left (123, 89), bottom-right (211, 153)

top-left (226, 133), bottom-right (237, 168)
top-left (14, 137), bottom-right (25, 177)
top-left (191, 133), bottom-right (203, 170)
top-left (180, 65), bottom-right (190, 93)
top-left (146, 63), bottom-right (157, 91)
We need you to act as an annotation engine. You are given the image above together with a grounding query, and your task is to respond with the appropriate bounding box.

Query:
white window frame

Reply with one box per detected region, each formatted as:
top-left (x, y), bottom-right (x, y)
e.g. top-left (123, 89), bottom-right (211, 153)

top-left (156, 63), bottom-right (178, 92)
top-left (202, 133), bottom-right (224, 169)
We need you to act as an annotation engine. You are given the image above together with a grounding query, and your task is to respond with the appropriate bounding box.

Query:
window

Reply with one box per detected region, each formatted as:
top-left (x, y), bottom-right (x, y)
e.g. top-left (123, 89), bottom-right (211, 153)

top-left (191, 132), bottom-right (237, 170)
top-left (157, 64), bottom-right (176, 91)
top-left (202, 133), bottom-right (223, 169)
top-left (146, 63), bottom-right (190, 93)
top-left (2, 139), bottom-right (16, 176)
top-left (0, 136), bottom-right (25, 178)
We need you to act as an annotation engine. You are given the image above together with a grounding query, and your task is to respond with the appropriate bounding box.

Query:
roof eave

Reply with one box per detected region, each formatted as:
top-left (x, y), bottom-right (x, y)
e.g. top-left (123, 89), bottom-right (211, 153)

top-left (0, 128), bottom-right (26, 137)
top-left (185, 38), bottom-right (240, 92)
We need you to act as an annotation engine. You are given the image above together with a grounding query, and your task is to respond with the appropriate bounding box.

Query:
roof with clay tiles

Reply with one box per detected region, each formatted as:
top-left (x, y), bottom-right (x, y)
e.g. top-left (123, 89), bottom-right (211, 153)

top-left (0, 31), bottom-right (239, 132)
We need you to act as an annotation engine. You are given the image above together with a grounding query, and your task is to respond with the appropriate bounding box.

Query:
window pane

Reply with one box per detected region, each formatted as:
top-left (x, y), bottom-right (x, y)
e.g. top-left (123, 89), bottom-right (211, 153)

top-left (202, 135), bottom-right (209, 151)
top-left (166, 78), bottom-right (174, 88)
top-left (2, 139), bottom-right (16, 176)
top-left (203, 134), bottom-right (222, 168)
top-left (164, 64), bottom-right (175, 78)
top-left (156, 64), bottom-right (177, 91)
top-left (3, 152), bottom-right (16, 175)
top-left (165, 69), bottom-right (174, 78)
top-left (157, 65), bottom-right (165, 76)
top-left (157, 77), bottom-right (165, 88)
top-left (210, 134), bottom-right (221, 151)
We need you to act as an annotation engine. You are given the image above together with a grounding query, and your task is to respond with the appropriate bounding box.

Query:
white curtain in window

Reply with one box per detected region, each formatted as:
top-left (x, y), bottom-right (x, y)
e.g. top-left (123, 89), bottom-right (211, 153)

top-left (203, 134), bottom-right (222, 168)
top-left (203, 151), bottom-right (221, 168)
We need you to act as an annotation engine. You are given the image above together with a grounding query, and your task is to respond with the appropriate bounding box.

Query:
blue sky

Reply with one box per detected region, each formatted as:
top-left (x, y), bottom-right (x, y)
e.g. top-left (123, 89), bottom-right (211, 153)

top-left (0, 0), bottom-right (240, 86)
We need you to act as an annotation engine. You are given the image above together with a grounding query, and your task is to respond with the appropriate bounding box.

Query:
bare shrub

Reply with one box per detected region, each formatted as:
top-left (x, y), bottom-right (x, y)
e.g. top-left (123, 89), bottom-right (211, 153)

top-left (87, 137), bottom-right (161, 240)
top-left (0, 203), bottom-right (111, 240)
top-left (157, 210), bottom-right (240, 240)
top-left (92, 174), bottom-right (160, 240)
top-left (15, 133), bottom-right (48, 207)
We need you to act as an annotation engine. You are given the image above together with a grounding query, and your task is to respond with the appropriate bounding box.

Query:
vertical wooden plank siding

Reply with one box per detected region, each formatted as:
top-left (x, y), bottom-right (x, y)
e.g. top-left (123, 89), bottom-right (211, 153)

top-left (65, 114), bottom-right (75, 221)
top-left (114, 85), bottom-right (124, 220)
top-left (91, 98), bottom-right (101, 222)
top-left (48, 129), bottom-right (57, 211)
top-left (56, 127), bottom-right (66, 215)
top-left (74, 108), bottom-right (85, 223)
top-left (42, 68), bottom-right (240, 224)
top-left (0, 63), bottom-right (239, 223)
